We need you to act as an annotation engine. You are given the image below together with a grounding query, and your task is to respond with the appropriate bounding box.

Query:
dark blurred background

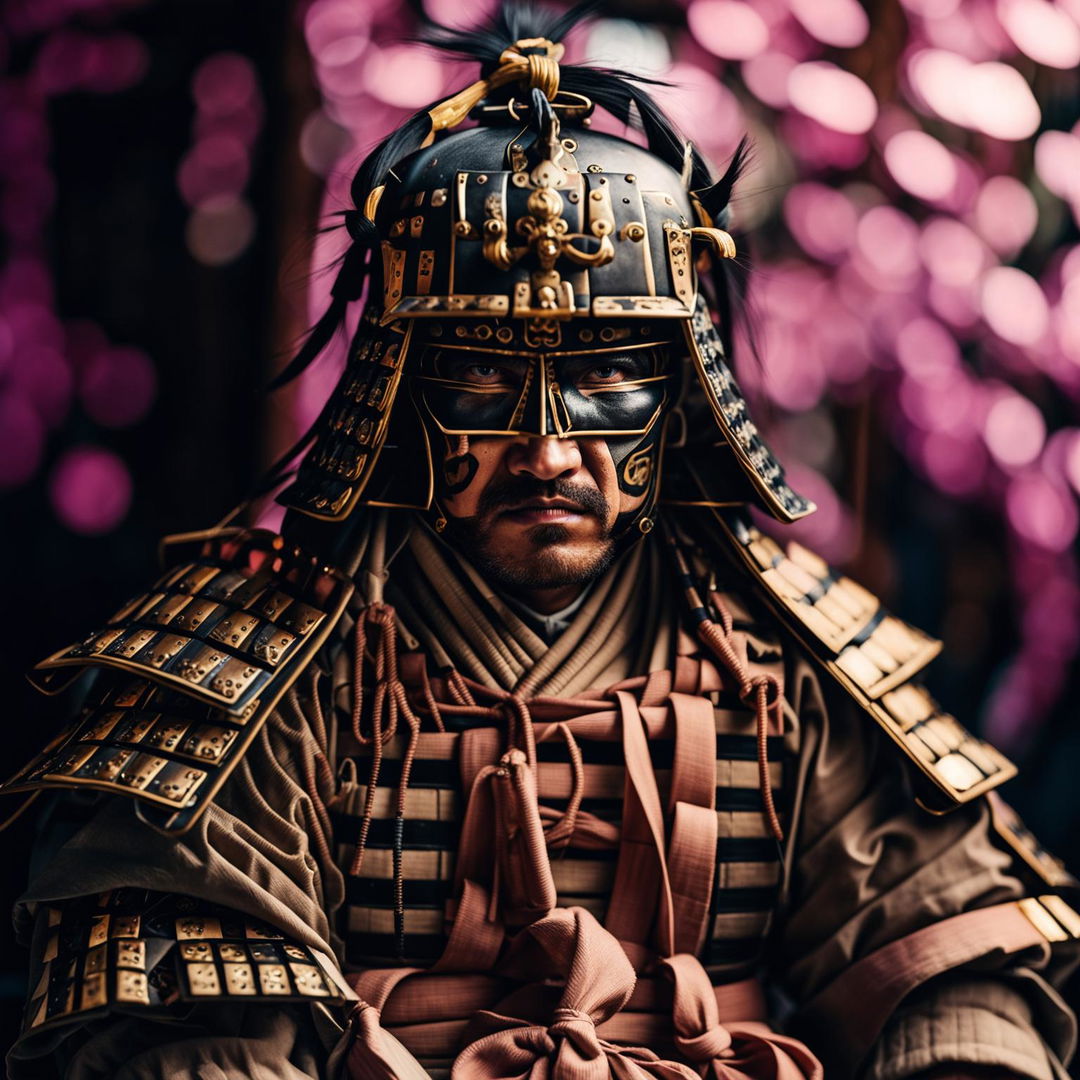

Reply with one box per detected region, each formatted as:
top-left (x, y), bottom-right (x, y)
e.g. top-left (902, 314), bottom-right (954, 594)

top-left (1, 0), bottom-right (1079, 1056)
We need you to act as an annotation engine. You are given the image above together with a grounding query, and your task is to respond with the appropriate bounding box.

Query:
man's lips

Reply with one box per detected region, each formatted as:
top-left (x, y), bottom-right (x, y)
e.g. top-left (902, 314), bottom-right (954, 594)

top-left (498, 498), bottom-right (591, 523)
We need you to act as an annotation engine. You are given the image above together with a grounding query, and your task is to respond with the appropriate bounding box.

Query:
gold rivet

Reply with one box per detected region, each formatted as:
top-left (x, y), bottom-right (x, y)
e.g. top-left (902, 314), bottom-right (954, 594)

top-left (434, 517), bottom-right (447, 533)
top-left (639, 517), bottom-right (654, 534)
top-left (476, 174), bottom-right (488, 184)
top-left (625, 174), bottom-right (636, 182)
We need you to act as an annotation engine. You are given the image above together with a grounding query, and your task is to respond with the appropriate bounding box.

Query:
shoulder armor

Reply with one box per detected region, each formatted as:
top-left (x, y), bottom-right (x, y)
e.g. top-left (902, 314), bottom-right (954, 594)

top-left (2, 528), bottom-right (352, 833)
top-left (21, 889), bottom-right (350, 1036)
top-left (988, 792), bottom-right (1079, 890)
top-left (717, 511), bottom-right (1016, 810)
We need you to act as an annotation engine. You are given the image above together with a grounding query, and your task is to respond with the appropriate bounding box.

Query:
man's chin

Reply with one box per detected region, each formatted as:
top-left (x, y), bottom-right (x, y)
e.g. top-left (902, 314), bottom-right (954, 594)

top-left (445, 516), bottom-right (617, 591)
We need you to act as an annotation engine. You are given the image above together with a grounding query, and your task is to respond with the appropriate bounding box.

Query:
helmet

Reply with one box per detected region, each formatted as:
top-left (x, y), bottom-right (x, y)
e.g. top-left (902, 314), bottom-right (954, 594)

top-left (275, 6), bottom-right (814, 535)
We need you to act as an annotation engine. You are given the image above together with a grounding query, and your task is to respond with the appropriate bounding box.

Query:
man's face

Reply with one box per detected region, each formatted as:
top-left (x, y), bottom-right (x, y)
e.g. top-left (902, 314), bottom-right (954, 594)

top-left (415, 345), bottom-right (671, 593)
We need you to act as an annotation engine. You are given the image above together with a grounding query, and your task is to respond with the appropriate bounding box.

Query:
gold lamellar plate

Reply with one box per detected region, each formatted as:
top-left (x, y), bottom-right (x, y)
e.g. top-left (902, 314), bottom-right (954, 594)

top-left (988, 792), bottom-right (1078, 890)
top-left (276, 312), bottom-right (411, 521)
top-left (5, 529), bottom-right (352, 833)
top-left (23, 890), bottom-right (349, 1035)
top-left (719, 511), bottom-right (1016, 808)
top-left (683, 298), bottom-right (814, 524)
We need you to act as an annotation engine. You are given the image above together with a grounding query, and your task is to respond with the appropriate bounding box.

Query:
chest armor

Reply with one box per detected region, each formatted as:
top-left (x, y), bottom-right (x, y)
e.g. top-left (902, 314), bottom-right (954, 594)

top-left (331, 618), bottom-right (788, 985)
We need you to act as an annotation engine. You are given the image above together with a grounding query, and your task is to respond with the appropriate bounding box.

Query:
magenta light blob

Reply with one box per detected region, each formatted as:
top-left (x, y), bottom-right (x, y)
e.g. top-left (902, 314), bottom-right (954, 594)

top-left (1006, 471), bottom-right (1079, 551)
top-left (0, 390), bottom-right (45, 489)
top-left (973, 174), bottom-right (1038, 255)
top-left (1034, 129), bottom-right (1080, 202)
top-left (192, 52), bottom-right (259, 116)
top-left (781, 114), bottom-right (870, 170)
top-left (919, 216), bottom-right (988, 286)
top-left (980, 266), bottom-right (1050, 346)
top-left (927, 279), bottom-right (981, 328)
top-left (760, 321), bottom-right (828, 411)
top-left (80, 346), bottom-right (157, 428)
top-left (86, 34), bottom-right (149, 94)
top-left (783, 183), bottom-right (858, 263)
top-left (906, 49), bottom-right (972, 126)
top-left (49, 445), bottom-right (132, 536)
top-left (965, 62), bottom-right (1041, 140)
top-left (361, 43), bottom-right (448, 109)
top-left (895, 316), bottom-right (962, 378)
top-left (770, 465), bottom-right (856, 564)
top-left (299, 109), bottom-right (353, 177)
top-left (314, 34), bottom-right (373, 97)
top-left (1063, 432), bottom-right (1080, 495)
top-left (741, 51), bottom-right (797, 108)
top-left (788, 0), bottom-right (870, 47)
top-left (899, 0), bottom-right (962, 16)
top-left (854, 205), bottom-right (921, 288)
top-left (687, 0), bottom-right (769, 59)
top-left (908, 51), bottom-right (1040, 138)
top-left (305, 0), bottom-right (371, 55)
top-left (650, 63), bottom-right (744, 157)
top-left (788, 62), bottom-right (878, 135)
top-left (185, 195), bottom-right (256, 267)
top-left (422, 0), bottom-right (498, 23)
top-left (177, 133), bottom-right (250, 207)
top-left (984, 392), bottom-right (1047, 468)
top-left (921, 429), bottom-right (988, 495)
top-left (11, 344), bottom-right (72, 428)
top-left (883, 129), bottom-right (958, 201)
top-left (997, 0), bottom-right (1080, 69)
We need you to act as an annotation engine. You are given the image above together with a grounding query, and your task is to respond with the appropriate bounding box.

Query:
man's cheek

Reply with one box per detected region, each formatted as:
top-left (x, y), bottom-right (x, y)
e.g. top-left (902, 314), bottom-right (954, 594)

top-left (440, 439), bottom-right (503, 517)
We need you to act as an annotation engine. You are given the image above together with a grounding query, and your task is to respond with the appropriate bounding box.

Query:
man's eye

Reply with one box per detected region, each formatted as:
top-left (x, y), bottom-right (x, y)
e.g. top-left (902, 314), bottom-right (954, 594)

top-left (582, 363), bottom-right (629, 383)
top-left (460, 364), bottom-right (505, 382)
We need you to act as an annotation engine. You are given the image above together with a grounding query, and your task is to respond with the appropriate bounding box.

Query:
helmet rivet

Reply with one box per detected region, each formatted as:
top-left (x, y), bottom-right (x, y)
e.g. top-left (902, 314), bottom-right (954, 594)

top-left (477, 174), bottom-right (488, 184)
top-left (625, 174), bottom-right (636, 182)
top-left (639, 517), bottom-right (654, 534)
top-left (434, 517), bottom-right (448, 533)
top-left (587, 164), bottom-right (602, 173)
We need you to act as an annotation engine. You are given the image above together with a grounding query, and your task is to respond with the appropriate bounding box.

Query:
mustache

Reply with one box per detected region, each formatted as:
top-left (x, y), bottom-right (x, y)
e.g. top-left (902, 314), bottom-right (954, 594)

top-left (476, 476), bottom-right (609, 519)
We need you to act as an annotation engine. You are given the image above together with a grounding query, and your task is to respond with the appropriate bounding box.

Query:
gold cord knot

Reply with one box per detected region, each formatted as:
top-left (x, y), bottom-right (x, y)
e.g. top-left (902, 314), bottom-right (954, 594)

top-left (499, 37), bottom-right (565, 101)
top-left (425, 36), bottom-right (567, 144)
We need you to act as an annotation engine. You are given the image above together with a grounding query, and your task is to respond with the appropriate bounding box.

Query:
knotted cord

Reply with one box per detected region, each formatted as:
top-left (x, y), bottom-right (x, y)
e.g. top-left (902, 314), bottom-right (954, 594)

top-left (424, 37), bottom-right (565, 147)
top-left (664, 524), bottom-right (785, 843)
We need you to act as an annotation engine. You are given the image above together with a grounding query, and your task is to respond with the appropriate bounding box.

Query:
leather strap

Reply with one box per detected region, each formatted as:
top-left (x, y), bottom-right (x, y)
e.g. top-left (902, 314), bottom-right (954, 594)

top-left (795, 897), bottom-right (1079, 1074)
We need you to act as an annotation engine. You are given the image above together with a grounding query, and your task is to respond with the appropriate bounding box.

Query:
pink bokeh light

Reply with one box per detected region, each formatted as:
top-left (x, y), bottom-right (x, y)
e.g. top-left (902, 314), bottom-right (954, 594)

top-left (996, 0), bottom-right (1080, 69)
top-left (80, 346), bottom-right (157, 428)
top-left (687, 0), bottom-right (769, 60)
top-left (49, 445), bottom-right (132, 535)
top-left (788, 62), bottom-right (878, 135)
top-left (980, 266), bottom-right (1050, 346)
top-left (984, 392), bottom-right (1047, 468)
top-left (883, 129), bottom-right (958, 202)
top-left (972, 174), bottom-right (1038, 256)
top-left (789, 0), bottom-right (870, 47)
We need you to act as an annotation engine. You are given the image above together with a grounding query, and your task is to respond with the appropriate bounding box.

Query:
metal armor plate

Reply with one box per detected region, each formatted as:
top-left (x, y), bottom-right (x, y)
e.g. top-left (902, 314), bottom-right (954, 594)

top-left (719, 511), bottom-right (1016, 808)
top-left (3, 528), bottom-right (352, 832)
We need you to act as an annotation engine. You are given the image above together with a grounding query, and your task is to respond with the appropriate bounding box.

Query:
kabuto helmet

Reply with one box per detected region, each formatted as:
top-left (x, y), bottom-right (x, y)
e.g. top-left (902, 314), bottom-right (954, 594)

top-left (275, 2), bottom-right (814, 535)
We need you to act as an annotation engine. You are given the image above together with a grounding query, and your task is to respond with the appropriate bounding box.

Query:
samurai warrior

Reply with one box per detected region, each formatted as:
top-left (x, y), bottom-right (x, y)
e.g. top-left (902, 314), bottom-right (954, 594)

top-left (6, 6), bottom-right (1080, 1079)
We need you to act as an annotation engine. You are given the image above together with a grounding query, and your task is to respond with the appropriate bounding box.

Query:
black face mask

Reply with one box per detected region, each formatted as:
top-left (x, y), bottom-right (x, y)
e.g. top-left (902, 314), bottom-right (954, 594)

top-left (412, 343), bottom-right (673, 438)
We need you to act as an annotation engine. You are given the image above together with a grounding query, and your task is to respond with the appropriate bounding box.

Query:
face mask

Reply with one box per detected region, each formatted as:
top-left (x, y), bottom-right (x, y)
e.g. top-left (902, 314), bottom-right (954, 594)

top-left (409, 322), bottom-right (681, 535)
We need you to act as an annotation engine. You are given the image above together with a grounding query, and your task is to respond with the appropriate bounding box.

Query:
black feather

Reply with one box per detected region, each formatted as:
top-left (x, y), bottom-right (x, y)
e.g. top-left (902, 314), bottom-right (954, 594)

top-left (693, 135), bottom-right (751, 226)
top-left (268, 243), bottom-right (370, 390)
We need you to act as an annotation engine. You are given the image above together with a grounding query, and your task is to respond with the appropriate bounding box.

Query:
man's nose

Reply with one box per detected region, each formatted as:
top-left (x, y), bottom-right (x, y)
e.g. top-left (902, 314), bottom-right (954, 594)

top-left (506, 436), bottom-right (582, 481)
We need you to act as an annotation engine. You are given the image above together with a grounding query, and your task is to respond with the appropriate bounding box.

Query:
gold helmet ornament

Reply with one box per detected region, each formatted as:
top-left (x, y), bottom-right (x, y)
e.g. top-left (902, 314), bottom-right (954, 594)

top-left (273, 3), bottom-right (814, 537)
